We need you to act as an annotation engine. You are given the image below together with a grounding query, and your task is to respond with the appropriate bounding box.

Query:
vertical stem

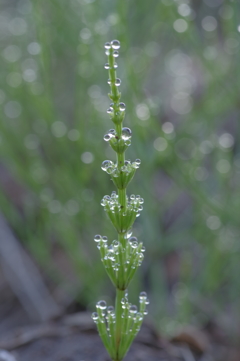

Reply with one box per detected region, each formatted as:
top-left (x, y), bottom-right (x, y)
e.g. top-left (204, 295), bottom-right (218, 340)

top-left (115, 288), bottom-right (125, 357)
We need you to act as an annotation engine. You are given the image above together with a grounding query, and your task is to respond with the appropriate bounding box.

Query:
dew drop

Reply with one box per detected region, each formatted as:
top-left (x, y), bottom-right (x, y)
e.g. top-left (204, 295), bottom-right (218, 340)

top-left (107, 79), bottom-right (111, 85)
top-left (130, 194), bottom-right (135, 200)
top-left (104, 63), bottom-right (110, 69)
top-left (105, 49), bottom-right (110, 56)
top-left (135, 159), bottom-right (141, 166)
top-left (94, 234), bottom-right (102, 242)
top-left (104, 134), bottom-right (111, 141)
top-left (136, 312), bottom-right (143, 321)
top-left (143, 310), bottom-right (148, 315)
top-left (112, 240), bottom-right (119, 248)
top-left (119, 102), bottom-right (126, 111)
top-left (131, 241), bottom-right (138, 249)
top-left (107, 305), bottom-right (114, 314)
top-left (129, 305), bottom-right (138, 314)
top-left (115, 78), bottom-right (121, 86)
top-left (139, 291), bottom-right (147, 301)
top-left (125, 230), bottom-right (132, 239)
top-left (91, 312), bottom-right (99, 322)
top-left (113, 63), bottom-right (118, 69)
top-left (113, 50), bottom-right (119, 58)
top-left (104, 42), bottom-right (111, 49)
top-left (107, 106), bottom-right (113, 114)
top-left (101, 160), bottom-right (113, 171)
top-left (97, 300), bottom-right (107, 310)
top-left (122, 127), bottom-right (132, 140)
top-left (102, 236), bottom-right (108, 243)
top-left (111, 40), bottom-right (120, 49)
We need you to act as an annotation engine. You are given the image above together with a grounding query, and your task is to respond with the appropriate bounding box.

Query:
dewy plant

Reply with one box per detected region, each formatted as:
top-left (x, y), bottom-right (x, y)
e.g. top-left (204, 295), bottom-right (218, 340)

top-left (91, 40), bottom-right (149, 361)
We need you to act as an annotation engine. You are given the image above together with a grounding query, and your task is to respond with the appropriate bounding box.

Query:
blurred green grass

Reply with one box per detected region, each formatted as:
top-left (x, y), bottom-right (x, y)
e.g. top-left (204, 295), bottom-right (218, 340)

top-left (1, 0), bottom-right (240, 334)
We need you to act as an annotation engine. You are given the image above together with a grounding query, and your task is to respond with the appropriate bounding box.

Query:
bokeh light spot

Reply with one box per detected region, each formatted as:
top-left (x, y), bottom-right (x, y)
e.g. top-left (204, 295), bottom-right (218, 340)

top-left (4, 101), bottom-right (22, 118)
top-left (51, 121), bottom-right (67, 138)
top-left (173, 19), bottom-right (188, 33)
top-left (202, 16), bottom-right (217, 32)
top-left (81, 152), bottom-right (94, 164)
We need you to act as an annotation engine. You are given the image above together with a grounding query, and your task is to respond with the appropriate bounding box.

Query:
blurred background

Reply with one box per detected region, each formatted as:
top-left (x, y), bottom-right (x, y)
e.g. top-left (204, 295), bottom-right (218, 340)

top-left (0, 0), bottom-right (240, 338)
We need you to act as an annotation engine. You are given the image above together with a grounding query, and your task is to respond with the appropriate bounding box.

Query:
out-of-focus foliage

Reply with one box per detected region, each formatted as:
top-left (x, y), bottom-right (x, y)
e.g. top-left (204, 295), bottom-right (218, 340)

top-left (1, 0), bottom-right (240, 335)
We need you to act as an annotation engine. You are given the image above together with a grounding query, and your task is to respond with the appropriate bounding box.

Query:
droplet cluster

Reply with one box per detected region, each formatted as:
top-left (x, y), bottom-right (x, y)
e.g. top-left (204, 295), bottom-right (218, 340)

top-left (103, 127), bottom-right (132, 154)
top-left (94, 233), bottom-right (145, 287)
top-left (92, 290), bottom-right (149, 344)
top-left (120, 292), bottom-right (149, 337)
top-left (101, 159), bottom-right (141, 189)
top-left (101, 158), bottom-right (141, 174)
top-left (100, 192), bottom-right (144, 233)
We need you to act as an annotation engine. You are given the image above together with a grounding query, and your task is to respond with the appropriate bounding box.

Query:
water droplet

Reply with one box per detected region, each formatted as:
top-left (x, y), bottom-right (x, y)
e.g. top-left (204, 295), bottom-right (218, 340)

top-left (102, 236), bottom-right (108, 242)
top-left (124, 230), bottom-right (132, 239)
top-left (113, 63), bottom-right (118, 69)
top-left (97, 300), bottom-right (107, 310)
top-left (129, 237), bottom-right (138, 249)
top-left (129, 305), bottom-right (138, 314)
top-left (141, 246), bottom-right (146, 252)
top-left (92, 312), bottom-right (99, 322)
top-left (107, 106), bottom-right (113, 114)
top-left (145, 298), bottom-right (150, 305)
top-left (101, 160), bottom-right (113, 171)
top-left (104, 42), bottom-right (111, 49)
top-left (111, 40), bottom-right (120, 49)
top-left (131, 241), bottom-right (138, 249)
top-left (107, 79), bottom-right (112, 85)
top-left (130, 194), bottom-right (135, 200)
top-left (135, 159), bottom-right (141, 166)
top-left (107, 305), bottom-right (114, 314)
top-left (94, 234), bottom-right (102, 242)
top-left (122, 127), bottom-right (132, 140)
top-left (104, 134), bottom-right (111, 141)
top-left (139, 291), bottom-right (147, 301)
top-left (136, 312), bottom-right (143, 321)
top-left (119, 102), bottom-right (126, 111)
top-left (106, 165), bottom-right (115, 174)
top-left (104, 63), bottom-right (110, 69)
top-left (108, 253), bottom-right (116, 261)
top-left (109, 129), bottom-right (116, 135)
top-left (113, 50), bottom-right (119, 58)
top-left (112, 240), bottom-right (119, 248)
top-left (143, 310), bottom-right (148, 315)
top-left (105, 49), bottom-right (110, 56)
top-left (115, 78), bottom-right (121, 86)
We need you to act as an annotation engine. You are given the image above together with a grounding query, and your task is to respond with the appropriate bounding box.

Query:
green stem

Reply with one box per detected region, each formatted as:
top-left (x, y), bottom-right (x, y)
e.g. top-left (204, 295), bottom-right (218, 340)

top-left (115, 288), bottom-right (125, 357)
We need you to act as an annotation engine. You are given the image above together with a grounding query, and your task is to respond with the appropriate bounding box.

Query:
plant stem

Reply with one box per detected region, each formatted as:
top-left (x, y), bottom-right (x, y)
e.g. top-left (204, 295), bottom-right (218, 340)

top-left (115, 288), bottom-right (125, 356)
